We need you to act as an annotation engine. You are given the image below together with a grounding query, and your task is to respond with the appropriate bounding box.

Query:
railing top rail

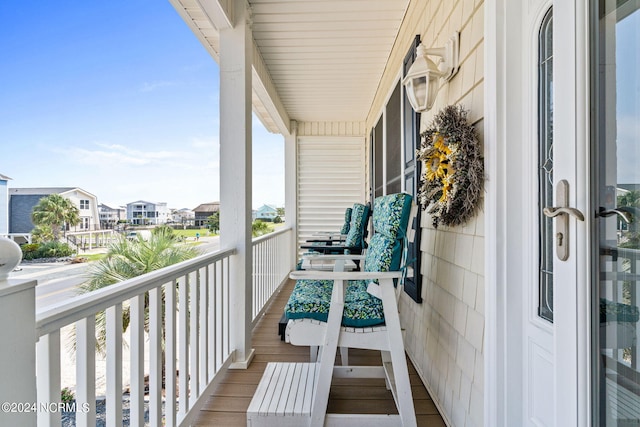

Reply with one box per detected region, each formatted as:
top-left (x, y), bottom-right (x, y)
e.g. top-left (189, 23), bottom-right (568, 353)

top-left (36, 247), bottom-right (236, 337)
top-left (251, 226), bottom-right (292, 245)
top-left (602, 245), bottom-right (640, 259)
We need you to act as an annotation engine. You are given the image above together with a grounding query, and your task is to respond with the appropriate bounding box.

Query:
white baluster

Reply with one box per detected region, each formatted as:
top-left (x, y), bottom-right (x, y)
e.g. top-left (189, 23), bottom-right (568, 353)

top-left (165, 279), bottom-right (177, 427)
top-left (106, 304), bottom-right (123, 427)
top-left (36, 331), bottom-right (60, 427)
top-left (149, 287), bottom-right (162, 426)
top-left (76, 316), bottom-right (96, 427)
top-left (129, 295), bottom-right (145, 426)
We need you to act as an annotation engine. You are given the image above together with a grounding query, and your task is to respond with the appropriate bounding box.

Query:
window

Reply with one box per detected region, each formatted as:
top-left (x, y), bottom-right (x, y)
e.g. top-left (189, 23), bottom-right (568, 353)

top-left (373, 116), bottom-right (384, 198)
top-left (538, 9), bottom-right (554, 322)
top-left (386, 83), bottom-right (402, 194)
top-left (371, 81), bottom-right (402, 196)
top-left (80, 199), bottom-right (89, 210)
top-left (81, 217), bottom-right (89, 230)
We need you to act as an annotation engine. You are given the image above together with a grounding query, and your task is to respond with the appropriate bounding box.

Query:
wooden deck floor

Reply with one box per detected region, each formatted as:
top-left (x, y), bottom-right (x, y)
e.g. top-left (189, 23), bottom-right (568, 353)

top-left (194, 280), bottom-right (446, 426)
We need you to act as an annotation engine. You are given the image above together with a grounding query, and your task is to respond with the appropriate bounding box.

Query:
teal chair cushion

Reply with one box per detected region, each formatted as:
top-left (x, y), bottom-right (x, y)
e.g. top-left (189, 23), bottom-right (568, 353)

top-left (340, 208), bottom-right (352, 235)
top-left (600, 299), bottom-right (640, 323)
top-left (372, 193), bottom-right (413, 238)
top-left (285, 279), bottom-right (384, 327)
top-left (285, 193), bottom-right (413, 327)
top-left (344, 203), bottom-right (369, 249)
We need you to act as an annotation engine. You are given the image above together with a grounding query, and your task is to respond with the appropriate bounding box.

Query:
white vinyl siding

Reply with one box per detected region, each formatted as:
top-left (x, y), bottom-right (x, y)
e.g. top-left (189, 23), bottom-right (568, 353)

top-left (297, 136), bottom-right (366, 254)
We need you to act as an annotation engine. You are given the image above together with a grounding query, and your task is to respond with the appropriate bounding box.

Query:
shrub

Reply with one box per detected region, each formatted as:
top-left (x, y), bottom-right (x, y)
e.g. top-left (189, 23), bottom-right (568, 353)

top-left (22, 241), bottom-right (73, 260)
top-left (21, 243), bottom-right (41, 260)
top-left (38, 241), bottom-right (73, 258)
top-left (61, 387), bottom-right (74, 403)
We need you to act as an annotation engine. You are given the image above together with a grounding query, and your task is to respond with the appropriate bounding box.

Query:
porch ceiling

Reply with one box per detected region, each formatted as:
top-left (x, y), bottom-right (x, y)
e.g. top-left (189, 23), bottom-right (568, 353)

top-left (170, 0), bottom-right (410, 131)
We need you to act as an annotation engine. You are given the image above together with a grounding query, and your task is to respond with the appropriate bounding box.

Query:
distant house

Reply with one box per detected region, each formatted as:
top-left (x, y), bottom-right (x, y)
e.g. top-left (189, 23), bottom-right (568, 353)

top-left (193, 202), bottom-right (220, 227)
top-left (99, 203), bottom-right (126, 229)
top-left (9, 187), bottom-right (101, 234)
top-left (171, 208), bottom-right (195, 225)
top-left (0, 174), bottom-right (11, 235)
top-left (126, 201), bottom-right (169, 225)
top-left (254, 204), bottom-right (278, 222)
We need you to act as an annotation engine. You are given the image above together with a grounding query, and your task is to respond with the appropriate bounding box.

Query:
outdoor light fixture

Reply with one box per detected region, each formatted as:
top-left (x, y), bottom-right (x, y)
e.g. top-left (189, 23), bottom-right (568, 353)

top-left (402, 32), bottom-right (460, 113)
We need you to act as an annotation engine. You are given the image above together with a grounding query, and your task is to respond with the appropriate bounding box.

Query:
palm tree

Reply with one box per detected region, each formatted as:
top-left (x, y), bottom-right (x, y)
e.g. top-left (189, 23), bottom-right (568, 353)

top-left (252, 220), bottom-right (271, 237)
top-left (31, 194), bottom-right (80, 241)
top-left (79, 226), bottom-right (200, 353)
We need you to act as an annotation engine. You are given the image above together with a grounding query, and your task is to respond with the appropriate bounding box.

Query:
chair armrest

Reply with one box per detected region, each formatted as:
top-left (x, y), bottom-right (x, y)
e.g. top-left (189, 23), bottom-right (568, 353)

top-left (304, 238), bottom-right (345, 244)
top-left (302, 254), bottom-right (365, 261)
top-left (289, 270), bottom-right (402, 281)
top-left (300, 243), bottom-right (351, 251)
top-left (312, 232), bottom-right (346, 238)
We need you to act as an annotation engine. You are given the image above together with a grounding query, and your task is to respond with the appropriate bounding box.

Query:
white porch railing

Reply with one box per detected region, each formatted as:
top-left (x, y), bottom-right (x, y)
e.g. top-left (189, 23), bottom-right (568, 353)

top-left (1, 227), bottom-right (294, 427)
top-left (252, 227), bottom-right (293, 324)
top-left (35, 248), bottom-right (236, 427)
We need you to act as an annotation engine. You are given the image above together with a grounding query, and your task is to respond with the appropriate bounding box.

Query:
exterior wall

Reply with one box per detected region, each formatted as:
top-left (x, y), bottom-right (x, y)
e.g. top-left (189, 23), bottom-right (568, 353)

top-left (365, 1), bottom-right (485, 426)
top-left (9, 195), bottom-right (42, 233)
top-left (296, 136), bottom-right (366, 255)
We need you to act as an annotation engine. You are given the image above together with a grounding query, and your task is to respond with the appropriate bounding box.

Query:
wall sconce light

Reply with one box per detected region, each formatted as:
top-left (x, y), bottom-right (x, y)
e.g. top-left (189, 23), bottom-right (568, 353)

top-left (402, 32), bottom-right (460, 113)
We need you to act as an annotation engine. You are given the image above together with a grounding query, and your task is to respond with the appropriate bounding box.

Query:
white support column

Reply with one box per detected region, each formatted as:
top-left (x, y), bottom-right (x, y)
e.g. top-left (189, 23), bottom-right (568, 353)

top-left (284, 120), bottom-right (298, 267)
top-left (0, 279), bottom-right (37, 427)
top-left (219, 0), bottom-right (254, 369)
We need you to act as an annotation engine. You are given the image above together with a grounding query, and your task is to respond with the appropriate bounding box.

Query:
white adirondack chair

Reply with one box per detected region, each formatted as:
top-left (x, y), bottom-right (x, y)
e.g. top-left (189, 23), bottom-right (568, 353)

top-left (248, 194), bottom-right (417, 427)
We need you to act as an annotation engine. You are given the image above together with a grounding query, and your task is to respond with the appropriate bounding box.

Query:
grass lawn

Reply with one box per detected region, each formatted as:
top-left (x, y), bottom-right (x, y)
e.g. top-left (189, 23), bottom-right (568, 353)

top-left (172, 228), bottom-right (218, 239)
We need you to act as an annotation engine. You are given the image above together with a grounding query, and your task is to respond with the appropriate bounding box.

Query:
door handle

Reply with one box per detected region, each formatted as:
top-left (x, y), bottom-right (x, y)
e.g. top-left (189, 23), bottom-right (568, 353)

top-left (543, 180), bottom-right (584, 261)
top-left (543, 206), bottom-right (585, 221)
top-left (596, 207), bottom-right (632, 224)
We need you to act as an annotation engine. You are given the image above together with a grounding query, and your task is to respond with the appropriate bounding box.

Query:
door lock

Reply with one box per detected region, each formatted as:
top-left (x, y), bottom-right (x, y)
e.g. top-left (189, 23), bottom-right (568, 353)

top-left (543, 180), bottom-right (585, 261)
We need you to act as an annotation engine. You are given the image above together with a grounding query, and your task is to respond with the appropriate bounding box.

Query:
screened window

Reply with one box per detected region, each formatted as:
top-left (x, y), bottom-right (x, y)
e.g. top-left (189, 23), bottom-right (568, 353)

top-left (538, 9), bottom-right (554, 322)
top-left (385, 82), bottom-right (402, 194)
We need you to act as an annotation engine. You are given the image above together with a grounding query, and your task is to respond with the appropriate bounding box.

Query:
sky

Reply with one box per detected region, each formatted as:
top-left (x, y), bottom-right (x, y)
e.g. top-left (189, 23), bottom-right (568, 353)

top-left (616, 8), bottom-right (640, 185)
top-left (0, 1), bottom-right (285, 210)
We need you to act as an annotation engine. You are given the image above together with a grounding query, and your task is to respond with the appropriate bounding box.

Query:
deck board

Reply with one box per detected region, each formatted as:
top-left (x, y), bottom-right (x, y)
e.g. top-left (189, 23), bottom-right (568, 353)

top-left (194, 280), bottom-right (446, 427)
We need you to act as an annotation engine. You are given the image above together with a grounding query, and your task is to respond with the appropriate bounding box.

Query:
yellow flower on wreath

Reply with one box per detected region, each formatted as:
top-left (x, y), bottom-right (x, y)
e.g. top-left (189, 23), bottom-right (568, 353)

top-left (424, 131), bottom-right (457, 203)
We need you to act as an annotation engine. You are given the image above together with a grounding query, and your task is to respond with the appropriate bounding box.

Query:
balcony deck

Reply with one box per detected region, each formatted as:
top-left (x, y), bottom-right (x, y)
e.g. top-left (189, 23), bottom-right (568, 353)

top-left (194, 279), bottom-right (446, 426)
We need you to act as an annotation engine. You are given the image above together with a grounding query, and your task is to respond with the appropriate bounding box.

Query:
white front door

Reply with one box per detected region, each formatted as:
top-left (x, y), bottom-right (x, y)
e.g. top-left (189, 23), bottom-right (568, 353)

top-left (489, 1), bottom-right (640, 425)
top-left (544, 1), bottom-right (640, 426)
top-left (498, 1), bottom-right (584, 424)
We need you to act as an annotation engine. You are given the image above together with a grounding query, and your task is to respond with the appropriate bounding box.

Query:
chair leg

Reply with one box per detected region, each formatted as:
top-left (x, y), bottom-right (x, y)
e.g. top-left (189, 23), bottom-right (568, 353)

top-left (339, 346), bottom-right (349, 366)
top-left (309, 279), bottom-right (345, 427)
top-left (381, 350), bottom-right (391, 389)
top-left (380, 279), bottom-right (417, 427)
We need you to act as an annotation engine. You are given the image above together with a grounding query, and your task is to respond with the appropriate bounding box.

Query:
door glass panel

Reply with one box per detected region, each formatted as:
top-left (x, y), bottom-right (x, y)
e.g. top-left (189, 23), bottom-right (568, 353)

top-left (595, 1), bottom-right (640, 425)
top-left (539, 9), bottom-right (554, 322)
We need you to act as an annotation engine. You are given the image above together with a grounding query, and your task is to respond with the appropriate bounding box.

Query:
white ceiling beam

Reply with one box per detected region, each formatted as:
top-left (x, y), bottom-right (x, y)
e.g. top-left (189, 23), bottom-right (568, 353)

top-left (195, 0), bottom-right (234, 30)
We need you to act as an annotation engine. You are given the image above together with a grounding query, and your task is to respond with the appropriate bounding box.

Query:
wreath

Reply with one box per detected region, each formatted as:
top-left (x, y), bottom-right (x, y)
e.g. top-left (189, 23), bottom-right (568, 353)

top-left (416, 105), bottom-right (484, 228)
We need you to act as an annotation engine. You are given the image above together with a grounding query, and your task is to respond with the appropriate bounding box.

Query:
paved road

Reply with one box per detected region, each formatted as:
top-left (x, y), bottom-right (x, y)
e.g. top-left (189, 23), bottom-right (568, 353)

top-left (10, 235), bottom-right (221, 311)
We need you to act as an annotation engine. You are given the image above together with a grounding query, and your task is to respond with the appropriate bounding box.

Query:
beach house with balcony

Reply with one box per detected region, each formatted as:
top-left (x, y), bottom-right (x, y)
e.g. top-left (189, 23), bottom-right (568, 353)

top-left (2, 1), bottom-right (639, 426)
top-left (126, 200), bottom-right (169, 225)
top-left (8, 187), bottom-right (101, 236)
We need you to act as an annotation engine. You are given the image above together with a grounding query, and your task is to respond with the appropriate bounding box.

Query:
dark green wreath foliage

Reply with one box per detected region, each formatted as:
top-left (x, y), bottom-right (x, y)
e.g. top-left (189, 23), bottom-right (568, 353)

top-left (417, 105), bottom-right (484, 228)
